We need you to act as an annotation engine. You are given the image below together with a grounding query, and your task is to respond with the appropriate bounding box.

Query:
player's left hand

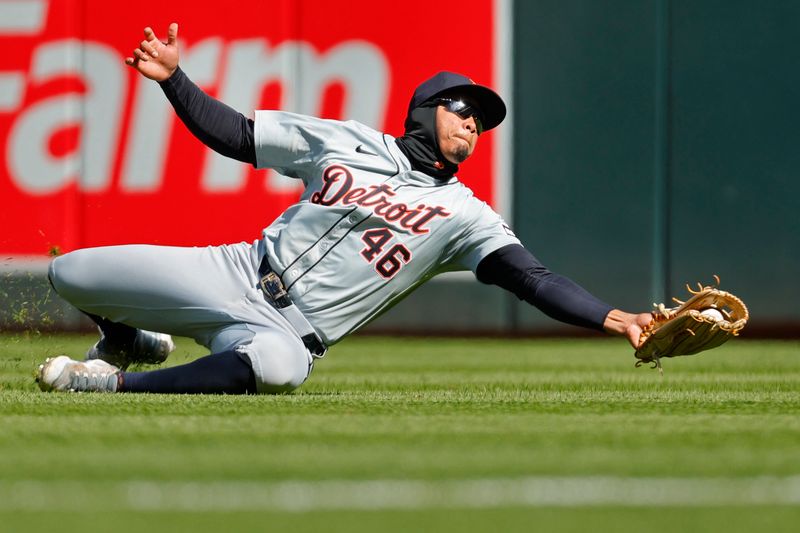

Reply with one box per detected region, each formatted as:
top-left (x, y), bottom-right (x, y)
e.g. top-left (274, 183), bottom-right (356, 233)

top-left (603, 309), bottom-right (655, 349)
top-left (626, 312), bottom-right (657, 349)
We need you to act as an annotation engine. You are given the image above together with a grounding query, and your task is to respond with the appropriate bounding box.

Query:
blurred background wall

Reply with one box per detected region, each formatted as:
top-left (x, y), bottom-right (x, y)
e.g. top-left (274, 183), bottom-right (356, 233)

top-left (508, 0), bottom-right (798, 335)
top-left (2, 0), bottom-right (797, 336)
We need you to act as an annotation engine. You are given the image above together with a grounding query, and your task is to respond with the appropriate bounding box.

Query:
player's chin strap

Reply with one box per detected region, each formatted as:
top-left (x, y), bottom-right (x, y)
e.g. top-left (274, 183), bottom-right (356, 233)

top-left (258, 255), bottom-right (327, 358)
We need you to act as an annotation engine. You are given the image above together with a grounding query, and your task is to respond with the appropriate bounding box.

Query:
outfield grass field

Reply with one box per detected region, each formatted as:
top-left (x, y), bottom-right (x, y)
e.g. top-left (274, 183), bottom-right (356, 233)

top-left (1, 333), bottom-right (799, 532)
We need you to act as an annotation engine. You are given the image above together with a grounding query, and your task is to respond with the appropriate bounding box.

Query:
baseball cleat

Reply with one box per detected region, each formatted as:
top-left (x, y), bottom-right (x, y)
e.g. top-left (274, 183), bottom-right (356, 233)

top-left (85, 329), bottom-right (175, 370)
top-left (37, 356), bottom-right (120, 393)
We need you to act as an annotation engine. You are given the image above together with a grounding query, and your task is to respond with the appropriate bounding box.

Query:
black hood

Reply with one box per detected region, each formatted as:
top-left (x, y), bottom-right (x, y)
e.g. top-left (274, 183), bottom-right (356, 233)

top-left (394, 71), bottom-right (506, 180)
top-left (394, 105), bottom-right (458, 179)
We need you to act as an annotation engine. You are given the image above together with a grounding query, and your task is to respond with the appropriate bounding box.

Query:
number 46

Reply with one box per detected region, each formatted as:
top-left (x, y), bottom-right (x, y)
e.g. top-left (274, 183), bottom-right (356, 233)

top-left (360, 228), bottom-right (412, 279)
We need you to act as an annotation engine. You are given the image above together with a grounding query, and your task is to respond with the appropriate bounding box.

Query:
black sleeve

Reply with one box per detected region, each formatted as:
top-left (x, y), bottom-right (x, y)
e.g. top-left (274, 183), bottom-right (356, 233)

top-left (476, 244), bottom-right (613, 331)
top-left (158, 67), bottom-right (256, 165)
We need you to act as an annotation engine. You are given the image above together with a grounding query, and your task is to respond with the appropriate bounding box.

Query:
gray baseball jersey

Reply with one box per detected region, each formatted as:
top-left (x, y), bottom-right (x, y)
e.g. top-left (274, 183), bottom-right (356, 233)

top-left (254, 111), bottom-right (520, 345)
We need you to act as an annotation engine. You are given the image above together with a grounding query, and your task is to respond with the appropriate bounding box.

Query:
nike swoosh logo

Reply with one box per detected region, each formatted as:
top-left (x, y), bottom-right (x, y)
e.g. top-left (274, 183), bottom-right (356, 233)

top-left (355, 144), bottom-right (379, 156)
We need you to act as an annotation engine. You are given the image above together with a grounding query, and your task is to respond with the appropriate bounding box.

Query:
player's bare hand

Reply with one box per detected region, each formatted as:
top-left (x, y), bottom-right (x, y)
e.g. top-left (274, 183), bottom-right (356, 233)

top-left (626, 312), bottom-right (656, 349)
top-left (604, 309), bottom-right (654, 349)
top-left (124, 22), bottom-right (179, 82)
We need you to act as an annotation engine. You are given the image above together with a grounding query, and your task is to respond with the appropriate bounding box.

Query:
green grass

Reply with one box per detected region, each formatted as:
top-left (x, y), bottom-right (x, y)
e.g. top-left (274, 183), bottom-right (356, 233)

top-left (1, 333), bottom-right (799, 532)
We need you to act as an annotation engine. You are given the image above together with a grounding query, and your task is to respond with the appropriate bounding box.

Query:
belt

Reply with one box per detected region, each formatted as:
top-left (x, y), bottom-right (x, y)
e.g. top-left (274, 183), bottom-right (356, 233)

top-left (258, 255), bottom-right (327, 358)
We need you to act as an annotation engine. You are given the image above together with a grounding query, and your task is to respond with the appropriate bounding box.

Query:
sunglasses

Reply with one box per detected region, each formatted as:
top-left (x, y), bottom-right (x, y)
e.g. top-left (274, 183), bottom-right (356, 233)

top-left (433, 98), bottom-right (484, 135)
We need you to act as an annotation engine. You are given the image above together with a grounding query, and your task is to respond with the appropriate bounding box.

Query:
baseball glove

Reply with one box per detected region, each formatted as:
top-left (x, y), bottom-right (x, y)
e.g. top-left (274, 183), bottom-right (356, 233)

top-left (635, 276), bottom-right (749, 372)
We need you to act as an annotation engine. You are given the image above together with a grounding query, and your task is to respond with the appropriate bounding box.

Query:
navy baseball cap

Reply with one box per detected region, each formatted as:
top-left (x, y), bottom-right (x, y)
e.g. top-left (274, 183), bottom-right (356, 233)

top-left (408, 71), bottom-right (507, 131)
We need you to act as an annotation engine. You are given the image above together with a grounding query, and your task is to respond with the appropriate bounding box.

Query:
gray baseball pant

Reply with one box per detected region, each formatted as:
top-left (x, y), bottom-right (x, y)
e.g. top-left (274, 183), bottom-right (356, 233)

top-left (48, 241), bottom-right (313, 393)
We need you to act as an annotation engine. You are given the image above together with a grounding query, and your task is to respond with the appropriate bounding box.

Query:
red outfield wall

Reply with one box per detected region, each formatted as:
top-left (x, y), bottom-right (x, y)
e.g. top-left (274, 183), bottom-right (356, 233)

top-left (0, 0), bottom-right (503, 257)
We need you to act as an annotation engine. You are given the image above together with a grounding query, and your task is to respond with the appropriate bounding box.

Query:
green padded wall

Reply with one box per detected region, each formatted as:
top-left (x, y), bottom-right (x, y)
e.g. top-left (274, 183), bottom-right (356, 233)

top-left (512, 0), bottom-right (799, 333)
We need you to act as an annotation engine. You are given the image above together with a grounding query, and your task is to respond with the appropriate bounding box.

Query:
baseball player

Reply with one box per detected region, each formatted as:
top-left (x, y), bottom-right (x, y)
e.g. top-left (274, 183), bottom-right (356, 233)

top-left (36, 23), bottom-right (652, 394)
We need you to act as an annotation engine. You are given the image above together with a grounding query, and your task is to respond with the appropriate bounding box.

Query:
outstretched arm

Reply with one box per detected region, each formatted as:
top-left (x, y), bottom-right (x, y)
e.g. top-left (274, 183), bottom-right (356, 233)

top-left (124, 23), bottom-right (256, 165)
top-left (477, 244), bottom-right (652, 348)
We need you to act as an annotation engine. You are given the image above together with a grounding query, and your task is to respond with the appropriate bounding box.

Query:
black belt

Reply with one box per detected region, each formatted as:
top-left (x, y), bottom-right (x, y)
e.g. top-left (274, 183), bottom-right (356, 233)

top-left (258, 255), bottom-right (327, 357)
